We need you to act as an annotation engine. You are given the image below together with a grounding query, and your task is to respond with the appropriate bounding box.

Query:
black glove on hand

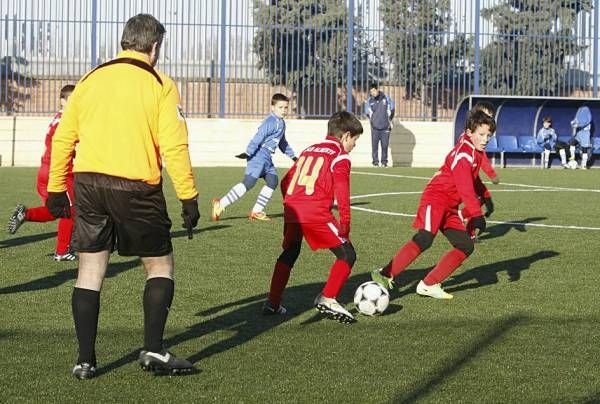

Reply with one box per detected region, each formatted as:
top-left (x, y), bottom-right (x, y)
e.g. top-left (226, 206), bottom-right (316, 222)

top-left (235, 152), bottom-right (249, 159)
top-left (46, 192), bottom-right (71, 218)
top-left (292, 156), bottom-right (298, 162)
top-left (483, 197), bottom-right (494, 217)
top-left (471, 215), bottom-right (486, 235)
top-left (181, 197), bottom-right (200, 239)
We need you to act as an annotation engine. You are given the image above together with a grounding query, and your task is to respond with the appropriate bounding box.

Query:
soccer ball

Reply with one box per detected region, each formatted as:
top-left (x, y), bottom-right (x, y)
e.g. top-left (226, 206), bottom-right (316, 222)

top-left (353, 281), bottom-right (390, 316)
top-left (568, 159), bottom-right (578, 169)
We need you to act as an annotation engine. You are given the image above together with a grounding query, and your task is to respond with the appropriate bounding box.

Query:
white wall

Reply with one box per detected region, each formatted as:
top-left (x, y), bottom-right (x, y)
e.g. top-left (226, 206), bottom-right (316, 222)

top-left (1, 117), bottom-right (453, 168)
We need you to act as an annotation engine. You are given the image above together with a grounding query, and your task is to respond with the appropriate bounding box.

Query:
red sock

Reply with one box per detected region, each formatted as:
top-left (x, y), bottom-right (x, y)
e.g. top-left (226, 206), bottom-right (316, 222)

top-left (381, 240), bottom-right (421, 278)
top-left (268, 261), bottom-right (292, 307)
top-left (322, 259), bottom-right (351, 299)
top-left (25, 206), bottom-right (55, 222)
top-left (423, 249), bottom-right (467, 286)
top-left (56, 217), bottom-right (74, 255)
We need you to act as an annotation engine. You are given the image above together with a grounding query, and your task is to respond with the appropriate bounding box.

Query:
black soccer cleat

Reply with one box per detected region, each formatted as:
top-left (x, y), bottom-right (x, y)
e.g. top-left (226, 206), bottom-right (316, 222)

top-left (138, 349), bottom-right (194, 375)
top-left (7, 204), bottom-right (26, 234)
top-left (262, 301), bottom-right (287, 315)
top-left (72, 362), bottom-right (97, 380)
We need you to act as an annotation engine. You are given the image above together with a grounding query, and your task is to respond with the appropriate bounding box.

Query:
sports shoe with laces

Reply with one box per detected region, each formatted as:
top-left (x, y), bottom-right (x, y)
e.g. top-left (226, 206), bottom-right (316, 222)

top-left (248, 211), bottom-right (271, 221)
top-left (314, 294), bottom-right (355, 324)
top-left (53, 252), bottom-right (77, 262)
top-left (7, 204), bottom-right (26, 234)
top-left (211, 198), bottom-right (224, 221)
top-left (416, 280), bottom-right (453, 299)
top-left (371, 268), bottom-right (395, 290)
top-left (138, 349), bottom-right (194, 375)
top-left (72, 362), bottom-right (97, 380)
top-left (262, 301), bottom-right (287, 315)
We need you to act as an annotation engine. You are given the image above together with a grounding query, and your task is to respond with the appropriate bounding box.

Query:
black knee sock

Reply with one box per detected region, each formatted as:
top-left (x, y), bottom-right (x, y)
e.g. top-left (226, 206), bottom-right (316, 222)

top-left (143, 277), bottom-right (174, 353)
top-left (72, 287), bottom-right (100, 366)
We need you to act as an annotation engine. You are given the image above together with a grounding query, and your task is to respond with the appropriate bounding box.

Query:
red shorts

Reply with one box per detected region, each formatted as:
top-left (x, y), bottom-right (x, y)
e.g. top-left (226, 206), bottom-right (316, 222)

top-left (282, 221), bottom-right (346, 251)
top-left (412, 202), bottom-right (465, 235)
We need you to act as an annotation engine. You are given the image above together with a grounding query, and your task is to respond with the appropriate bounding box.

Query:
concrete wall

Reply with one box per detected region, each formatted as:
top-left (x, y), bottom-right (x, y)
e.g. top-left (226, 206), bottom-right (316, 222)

top-left (0, 117), bottom-right (453, 168)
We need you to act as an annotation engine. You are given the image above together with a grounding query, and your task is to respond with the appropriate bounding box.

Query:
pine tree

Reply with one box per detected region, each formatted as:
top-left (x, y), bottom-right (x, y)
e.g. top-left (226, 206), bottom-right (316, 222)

top-left (480, 0), bottom-right (592, 96)
top-left (379, 0), bottom-right (471, 118)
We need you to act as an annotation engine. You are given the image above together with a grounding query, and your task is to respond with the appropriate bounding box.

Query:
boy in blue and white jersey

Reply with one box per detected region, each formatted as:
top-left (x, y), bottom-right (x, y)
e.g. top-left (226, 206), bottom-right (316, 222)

top-left (569, 105), bottom-right (593, 169)
top-left (536, 116), bottom-right (568, 169)
top-left (212, 93), bottom-right (297, 221)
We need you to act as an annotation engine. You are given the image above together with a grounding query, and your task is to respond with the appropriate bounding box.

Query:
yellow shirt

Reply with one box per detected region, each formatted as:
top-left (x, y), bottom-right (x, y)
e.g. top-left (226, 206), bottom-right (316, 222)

top-left (48, 50), bottom-right (198, 200)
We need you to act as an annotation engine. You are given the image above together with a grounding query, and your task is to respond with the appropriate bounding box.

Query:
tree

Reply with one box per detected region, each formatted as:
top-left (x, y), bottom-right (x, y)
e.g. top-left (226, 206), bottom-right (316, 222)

top-left (480, 0), bottom-right (592, 96)
top-left (380, 0), bottom-right (472, 117)
top-left (253, 0), bottom-right (384, 116)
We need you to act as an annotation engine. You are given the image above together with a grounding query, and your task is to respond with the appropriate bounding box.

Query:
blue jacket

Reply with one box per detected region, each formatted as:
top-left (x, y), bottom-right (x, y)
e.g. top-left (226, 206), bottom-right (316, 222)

top-left (366, 92), bottom-right (395, 130)
top-left (571, 106), bottom-right (592, 137)
top-left (536, 127), bottom-right (557, 149)
top-left (246, 113), bottom-right (295, 160)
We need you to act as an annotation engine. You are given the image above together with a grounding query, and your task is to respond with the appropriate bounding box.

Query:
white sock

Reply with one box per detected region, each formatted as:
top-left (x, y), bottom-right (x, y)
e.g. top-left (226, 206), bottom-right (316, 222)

top-left (569, 146), bottom-right (576, 160)
top-left (559, 149), bottom-right (567, 165)
top-left (220, 183), bottom-right (247, 209)
top-left (543, 150), bottom-right (551, 168)
top-left (251, 185), bottom-right (274, 213)
top-left (582, 153), bottom-right (588, 168)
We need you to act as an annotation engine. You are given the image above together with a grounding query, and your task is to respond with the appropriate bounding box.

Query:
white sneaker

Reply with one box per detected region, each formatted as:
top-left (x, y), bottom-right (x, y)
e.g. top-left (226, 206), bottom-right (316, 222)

top-left (416, 280), bottom-right (453, 299)
top-left (314, 294), bottom-right (355, 324)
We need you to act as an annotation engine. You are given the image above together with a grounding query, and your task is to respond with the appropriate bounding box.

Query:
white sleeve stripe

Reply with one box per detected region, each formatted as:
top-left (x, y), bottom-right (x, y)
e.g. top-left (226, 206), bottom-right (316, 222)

top-left (450, 152), bottom-right (473, 170)
top-left (330, 155), bottom-right (350, 172)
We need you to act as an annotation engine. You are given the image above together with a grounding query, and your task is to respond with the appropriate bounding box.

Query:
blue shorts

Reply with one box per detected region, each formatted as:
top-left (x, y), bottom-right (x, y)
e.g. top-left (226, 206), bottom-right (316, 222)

top-left (245, 157), bottom-right (277, 179)
top-left (575, 131), bottom-right (591, 148)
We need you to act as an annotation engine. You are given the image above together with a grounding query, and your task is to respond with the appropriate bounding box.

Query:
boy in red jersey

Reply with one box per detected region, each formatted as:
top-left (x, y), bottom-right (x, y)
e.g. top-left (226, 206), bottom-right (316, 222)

top-left (371, 110), bottom-right (496, 299)
top-left (473, 101), bottom-right (499, 185)
top-left (263, 111), bottom-right (363, 323)
top-left (7, 84), bottom-right (76, 261)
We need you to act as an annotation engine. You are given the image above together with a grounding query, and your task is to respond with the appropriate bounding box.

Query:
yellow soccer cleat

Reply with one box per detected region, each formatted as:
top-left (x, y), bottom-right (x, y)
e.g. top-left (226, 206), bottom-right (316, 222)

top-left (416, 280), bottom-right (453, 299)
top-left (248, 211), bottom-right (271, 221)
top-left (211, 198), bottom-right (224, 221)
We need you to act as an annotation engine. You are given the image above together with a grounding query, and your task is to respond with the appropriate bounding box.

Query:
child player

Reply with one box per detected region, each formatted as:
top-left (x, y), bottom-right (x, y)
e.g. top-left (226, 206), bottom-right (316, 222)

top-left (473, 101), bottom-right (499, 185)
top-left (263, 111), bottom-right (363, 323)
top-left (7, 84), bottom-right (76, 261)
top-left (211, 93), bottom-right (297, 221)
top-left (371, 110), bottom-right (496, 299)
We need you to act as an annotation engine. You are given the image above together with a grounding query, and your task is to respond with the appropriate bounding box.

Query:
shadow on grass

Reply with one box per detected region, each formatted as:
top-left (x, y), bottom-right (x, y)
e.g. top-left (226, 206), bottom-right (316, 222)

top-left (0, 231), bottom-right (57, 249)
top-left (0, 259), bottom-right (140, 294)
top-left (392, 315), bottom-right (527, 403)
top-left (170, 224), bottom-right (231, 239)
top-left (479, 216), bottom-right (547, 241)
top-left (384, 250), bottom-right (559, 300)
top-left (97, 272), bottom-right (379, 376)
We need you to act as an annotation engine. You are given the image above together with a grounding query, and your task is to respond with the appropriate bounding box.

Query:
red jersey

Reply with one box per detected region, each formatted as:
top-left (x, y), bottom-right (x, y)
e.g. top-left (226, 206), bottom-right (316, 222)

top-left (458, 131), bottom-right (497, 180)
top-left (422, 134), bottom-right (489, 219)
top-left (282, 136), bottom-right (351, 224)
top-left (37, 111), bottom-right (74, 200)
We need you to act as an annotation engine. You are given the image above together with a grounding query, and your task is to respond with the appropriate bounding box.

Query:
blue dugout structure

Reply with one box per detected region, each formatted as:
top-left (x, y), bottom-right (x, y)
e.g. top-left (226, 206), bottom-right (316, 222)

top-left (454, 95), bottom-right (600, 168)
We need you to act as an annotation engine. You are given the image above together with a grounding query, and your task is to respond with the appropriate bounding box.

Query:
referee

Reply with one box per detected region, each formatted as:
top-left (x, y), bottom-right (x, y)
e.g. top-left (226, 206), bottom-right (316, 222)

top-left (47, 14), bottom-right (200, 379)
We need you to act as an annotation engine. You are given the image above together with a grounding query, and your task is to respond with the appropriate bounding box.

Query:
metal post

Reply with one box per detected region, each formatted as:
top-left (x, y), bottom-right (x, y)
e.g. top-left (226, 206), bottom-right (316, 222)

top-left (219, 0), bottom-right (227, 118)
top-left (346, 0), bottom-right (355, 113)
top-left (593, 0), bottom-right (599, 97)
top-left (11, 115), bottom-right (16, 166)
top-left (90, 0), bottom-right (98, 68)
top-left (474, 0), bottom-right (481, 95)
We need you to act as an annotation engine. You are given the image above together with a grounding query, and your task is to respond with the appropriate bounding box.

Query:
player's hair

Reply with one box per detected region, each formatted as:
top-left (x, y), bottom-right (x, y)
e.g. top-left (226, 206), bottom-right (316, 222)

top-left (328, 111), bottom-right (363, 138)
top-left (60, 84), bottom-right (75, 99)
top-left (121, 14), bottom-right (166, 54)
top-left (369, 82), bottom-right (379, 90)
top-left (271, 93), bottom-right (289, 105)
top-left (472, 101), bottom-right (495, 117)
top-left (465, 110), bottom-right (496, 133)
top-left (543, 116), bottom-right (552, 123)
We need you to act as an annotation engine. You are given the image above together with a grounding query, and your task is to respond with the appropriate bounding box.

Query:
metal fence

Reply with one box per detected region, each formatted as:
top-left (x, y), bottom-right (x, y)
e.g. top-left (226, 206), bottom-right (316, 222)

top-left (1, 0), bottom-right (599, 120)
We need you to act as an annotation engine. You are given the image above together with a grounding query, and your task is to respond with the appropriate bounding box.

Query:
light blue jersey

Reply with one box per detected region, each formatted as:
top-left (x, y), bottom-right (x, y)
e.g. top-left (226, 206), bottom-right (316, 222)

top-left (245, 113), bottom-right (295, 179)
top-left (571, 106), bottom-right (592, 148)
top-left (536, 127), bottom-right (557, 150)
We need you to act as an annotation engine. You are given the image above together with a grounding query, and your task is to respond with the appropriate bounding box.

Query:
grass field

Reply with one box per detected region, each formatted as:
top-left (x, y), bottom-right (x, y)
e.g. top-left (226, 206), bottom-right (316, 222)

top-left (2, 166), bottom-right (600, 403)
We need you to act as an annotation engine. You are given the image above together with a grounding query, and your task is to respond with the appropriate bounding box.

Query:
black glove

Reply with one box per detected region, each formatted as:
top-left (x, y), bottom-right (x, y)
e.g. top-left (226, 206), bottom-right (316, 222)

top-left (46, 191), bottom-right (71, 218)
top-left (235, 152), bottom-right (249, 159)
top-left (471, 215), bottom-right (486, 235)
top-left (483, 197), bottom-right (494, 218)
top-left (181, 197), bottom-right (200, 239)
top-left (292, 156), bottom-right (298, 162)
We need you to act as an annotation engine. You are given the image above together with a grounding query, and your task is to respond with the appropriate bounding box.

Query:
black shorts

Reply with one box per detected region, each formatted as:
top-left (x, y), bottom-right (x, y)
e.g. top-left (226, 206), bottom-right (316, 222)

top-left (73, 173), bottom-right (172, 257)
